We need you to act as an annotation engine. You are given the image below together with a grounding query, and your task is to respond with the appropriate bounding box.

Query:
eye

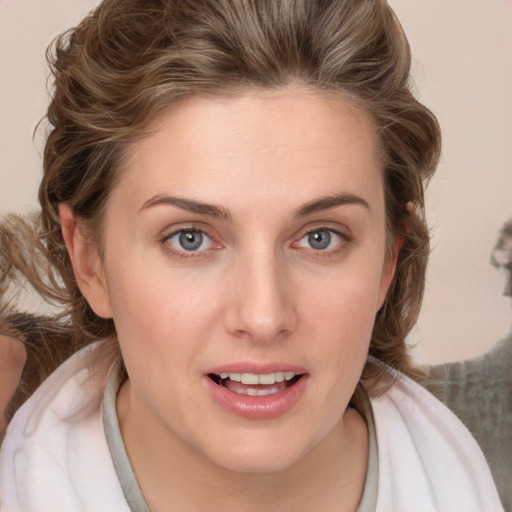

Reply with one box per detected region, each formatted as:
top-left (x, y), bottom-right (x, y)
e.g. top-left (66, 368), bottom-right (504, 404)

top-left (296, 228), bottom-right (345, 251)
top-left (164, 229), bottom-right (214, 253)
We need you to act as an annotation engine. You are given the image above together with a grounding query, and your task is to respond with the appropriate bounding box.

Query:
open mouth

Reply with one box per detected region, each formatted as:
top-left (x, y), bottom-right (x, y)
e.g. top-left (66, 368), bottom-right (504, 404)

top-left (208, 372), bottom-right (304, 396)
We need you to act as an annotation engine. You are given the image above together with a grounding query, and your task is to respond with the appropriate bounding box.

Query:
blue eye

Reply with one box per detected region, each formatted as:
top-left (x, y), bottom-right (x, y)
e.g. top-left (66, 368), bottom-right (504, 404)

top-left (166, 229), bottom-right (214, 253)
top-left (298, 229), bottom-right (343, 251)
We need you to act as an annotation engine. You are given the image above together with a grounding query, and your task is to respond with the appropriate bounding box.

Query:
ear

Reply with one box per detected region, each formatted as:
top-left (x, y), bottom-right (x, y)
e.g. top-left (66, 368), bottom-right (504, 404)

top-left (59, 204), bottom-right (113, 319)
top-left (377, 234), bottom-right (404, 310)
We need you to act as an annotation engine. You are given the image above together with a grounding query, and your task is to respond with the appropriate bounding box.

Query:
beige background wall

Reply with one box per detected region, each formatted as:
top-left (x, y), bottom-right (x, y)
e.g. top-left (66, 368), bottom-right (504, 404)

top-left (1, 0), bottom-right (511, 364)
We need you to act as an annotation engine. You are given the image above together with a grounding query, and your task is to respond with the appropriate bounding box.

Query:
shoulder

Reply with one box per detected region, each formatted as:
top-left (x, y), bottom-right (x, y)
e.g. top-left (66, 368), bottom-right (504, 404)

top-left (0, 342), bottom-right (129, 511)
top-left (423, 336), bottom-right (512, 511)
top-left (426, 336), bottom-right (512, 390)
top-left (424, 336), bottom-right (512, 434)
top-left (368, 361), bottom-right (504, 511)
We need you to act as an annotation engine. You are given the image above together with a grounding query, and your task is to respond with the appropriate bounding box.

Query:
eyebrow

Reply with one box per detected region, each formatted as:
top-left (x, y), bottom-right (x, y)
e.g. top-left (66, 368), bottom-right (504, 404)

top-left (139, 194), bottom-right (233, 220)
top-left (139, 192), bottom-right (370, 221)
top-left (294, 193), bottom-right (370, 218)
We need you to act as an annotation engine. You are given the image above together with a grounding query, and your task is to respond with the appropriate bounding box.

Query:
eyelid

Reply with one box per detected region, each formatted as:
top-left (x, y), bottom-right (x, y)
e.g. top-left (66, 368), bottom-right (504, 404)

top-left (168, 229), bottom-right (212, 250)
top-left (160, 224), bottom-right (223, 258)
top-left (160, 220), bottom-right (217, 241)
top-left (293, 222), bottom-right (351, 242)
top-left (290, 224), bottom-right (353, 254)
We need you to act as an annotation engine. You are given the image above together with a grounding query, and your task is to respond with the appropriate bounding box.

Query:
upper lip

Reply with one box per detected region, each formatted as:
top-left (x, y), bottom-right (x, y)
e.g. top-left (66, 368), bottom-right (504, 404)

top-left (206, 362), bottom-right (307, 375)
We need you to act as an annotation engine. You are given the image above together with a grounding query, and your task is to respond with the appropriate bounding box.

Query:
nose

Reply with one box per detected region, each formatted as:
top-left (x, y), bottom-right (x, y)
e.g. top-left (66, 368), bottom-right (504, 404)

top-left (223, 249), bottom-right (297, 344)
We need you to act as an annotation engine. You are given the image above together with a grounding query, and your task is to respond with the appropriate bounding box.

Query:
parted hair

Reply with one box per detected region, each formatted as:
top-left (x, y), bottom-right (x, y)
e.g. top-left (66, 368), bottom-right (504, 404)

top-left (1, 0), bottom-right (440, 401)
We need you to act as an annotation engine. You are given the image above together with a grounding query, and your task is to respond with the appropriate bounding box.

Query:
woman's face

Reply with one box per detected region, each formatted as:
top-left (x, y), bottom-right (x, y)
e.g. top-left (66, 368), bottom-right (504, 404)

top-left (88, 88), bottom-right (396, 472)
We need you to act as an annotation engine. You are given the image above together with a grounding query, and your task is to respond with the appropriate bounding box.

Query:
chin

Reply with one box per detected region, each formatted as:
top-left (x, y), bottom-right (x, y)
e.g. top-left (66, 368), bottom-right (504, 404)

top-left (214, 453), bottom-right (302, 474)
top-left (201, 432), bottom-right (312, 474)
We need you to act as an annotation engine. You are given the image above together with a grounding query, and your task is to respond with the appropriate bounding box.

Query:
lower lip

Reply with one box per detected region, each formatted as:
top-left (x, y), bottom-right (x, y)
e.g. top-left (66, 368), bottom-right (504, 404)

top-left (204, 375), bottom-right (309, 420)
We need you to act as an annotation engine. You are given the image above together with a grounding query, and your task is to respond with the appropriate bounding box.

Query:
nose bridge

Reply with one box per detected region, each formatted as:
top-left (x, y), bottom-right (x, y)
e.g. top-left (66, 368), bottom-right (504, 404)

top-left (225, 243), bottom-right (296, 342)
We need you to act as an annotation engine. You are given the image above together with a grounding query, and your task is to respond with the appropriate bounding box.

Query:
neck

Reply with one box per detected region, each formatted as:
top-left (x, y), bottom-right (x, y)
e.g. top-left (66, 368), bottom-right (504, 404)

top-left (117, 381), bottom-right (368, 512)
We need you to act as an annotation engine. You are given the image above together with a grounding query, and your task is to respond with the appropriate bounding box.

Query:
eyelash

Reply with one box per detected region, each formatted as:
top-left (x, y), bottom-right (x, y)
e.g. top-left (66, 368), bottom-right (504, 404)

top-left (293, 227), bottom-right (352, 259)
top-left (160, 227), bottom-right (220, 260)
top-left (159, 226), bottom-right (352, 261)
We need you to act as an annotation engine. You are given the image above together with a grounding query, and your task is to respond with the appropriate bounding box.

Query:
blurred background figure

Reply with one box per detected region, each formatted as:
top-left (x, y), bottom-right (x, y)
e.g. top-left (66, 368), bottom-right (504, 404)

top-left (427, 217), bottom-right (512, 510)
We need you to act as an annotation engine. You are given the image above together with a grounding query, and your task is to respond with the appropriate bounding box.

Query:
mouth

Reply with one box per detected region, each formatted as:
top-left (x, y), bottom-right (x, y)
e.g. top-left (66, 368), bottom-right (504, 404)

top-left (208, 371), bottom-right (304, 396)
top-left (205, 368), bottom-right (309, 419)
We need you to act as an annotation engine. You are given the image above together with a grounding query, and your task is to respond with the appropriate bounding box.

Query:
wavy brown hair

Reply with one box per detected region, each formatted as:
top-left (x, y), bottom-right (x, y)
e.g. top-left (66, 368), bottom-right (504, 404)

top-left (1, 0), bottom-right (440, 403)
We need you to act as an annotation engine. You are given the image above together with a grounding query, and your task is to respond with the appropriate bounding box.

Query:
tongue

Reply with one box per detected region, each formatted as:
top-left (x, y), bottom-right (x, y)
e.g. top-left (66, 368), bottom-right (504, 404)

top-left (223, 378), bottom-right (288, 394)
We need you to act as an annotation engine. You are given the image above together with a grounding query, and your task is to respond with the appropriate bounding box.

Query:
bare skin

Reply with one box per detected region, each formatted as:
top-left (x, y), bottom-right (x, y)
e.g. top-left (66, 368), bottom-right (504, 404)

top-left (118, 383), bottom-right (368, 512)
top-left (61, 88), bottom-right (397, 510)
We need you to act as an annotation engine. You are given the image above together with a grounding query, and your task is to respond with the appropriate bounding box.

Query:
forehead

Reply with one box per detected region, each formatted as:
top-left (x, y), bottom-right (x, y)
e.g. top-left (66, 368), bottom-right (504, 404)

top-left (115, 88), bottom-right (383, 214)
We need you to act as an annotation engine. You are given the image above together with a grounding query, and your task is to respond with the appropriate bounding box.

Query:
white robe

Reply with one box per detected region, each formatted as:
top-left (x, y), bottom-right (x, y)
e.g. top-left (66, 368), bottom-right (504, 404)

top-left (0, 344), bottom-right (504, 511)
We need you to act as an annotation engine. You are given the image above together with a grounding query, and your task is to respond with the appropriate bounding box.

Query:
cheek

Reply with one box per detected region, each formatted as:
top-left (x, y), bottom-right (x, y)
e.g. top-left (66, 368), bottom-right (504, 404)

top-left (104, 258), bottom-right (221, 353)
top-left (304, 263), bottom-right (383, 326)
top-left (300, 264), bottom-right (383, 368)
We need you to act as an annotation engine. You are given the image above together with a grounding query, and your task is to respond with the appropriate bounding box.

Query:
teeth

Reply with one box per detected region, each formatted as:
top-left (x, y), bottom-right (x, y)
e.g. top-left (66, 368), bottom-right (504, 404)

top-left (233, 387), bottom-right (283, 396)
top-left (218, 372), bottom-right (297, 385)
top-left (259, 373), bottom-right (277, 385)
top-left (242, 373), bottom-right (260, 385)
